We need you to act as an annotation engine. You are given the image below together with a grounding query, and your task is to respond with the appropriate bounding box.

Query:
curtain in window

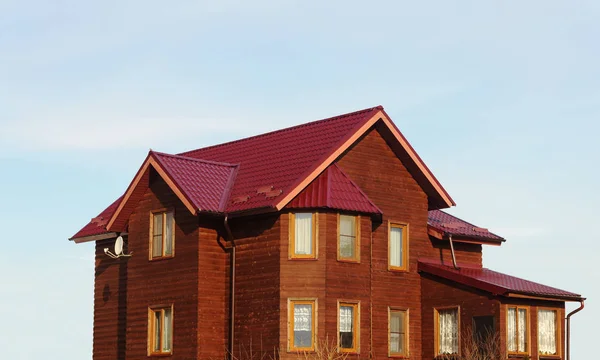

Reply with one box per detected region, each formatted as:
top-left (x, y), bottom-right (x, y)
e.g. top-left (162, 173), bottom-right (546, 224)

top-left (153, 311), bottom-right (162, 352)
top-left (390, 311), bottom-right (405, 354)
top-left (339, 306), bottom-right (354, 348)
top-left (438, 309), bottom-right (458, 354)
top-left (339, 215), bottom-right (355, 259)
top-left (165, 211), bottom-right (174, 255)
top-left (163, 308), bottom-right (172, 351)
top-left (294, 304), bottom-right (312, 347)
top-left (295, 213), bottom-right (313, 255)
top-left (538, 310), bottom-right (557, 355)
top-left (518, 309), bottom-right (527, 351)
top-left (152, 213), bottom-right (163, 257)
top-left (507, 308), bottom-right (517, 352)
top-left (390, 227), bottom-right (403, 267)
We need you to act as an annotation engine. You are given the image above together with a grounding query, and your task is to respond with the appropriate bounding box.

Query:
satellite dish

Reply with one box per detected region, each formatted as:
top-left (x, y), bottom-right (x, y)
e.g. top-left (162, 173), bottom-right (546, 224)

top-left (104, 235), bottom-right (132, 259)
top-left (115, 236), bottom-right (124, 255)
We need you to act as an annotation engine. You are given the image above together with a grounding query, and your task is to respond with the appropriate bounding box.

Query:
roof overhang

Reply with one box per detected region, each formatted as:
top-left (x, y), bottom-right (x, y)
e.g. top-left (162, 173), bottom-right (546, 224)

top-left (274, 110), bottom-right (455, 212)
top-left (427, 226), bottom-right (505, 246)
top-left (69, 232), bottom-right (119, 244)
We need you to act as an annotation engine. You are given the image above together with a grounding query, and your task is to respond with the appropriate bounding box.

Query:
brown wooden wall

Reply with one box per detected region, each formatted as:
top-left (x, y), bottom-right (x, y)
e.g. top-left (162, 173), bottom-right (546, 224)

top-left (93, 239), bottom-right (127, 360)
top-left (420, 273), bottom-right (500, 360)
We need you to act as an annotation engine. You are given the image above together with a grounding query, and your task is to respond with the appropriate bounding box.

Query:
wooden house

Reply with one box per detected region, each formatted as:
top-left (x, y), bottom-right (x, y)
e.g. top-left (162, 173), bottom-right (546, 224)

top-left (70, 106), bottom-right (584, 360)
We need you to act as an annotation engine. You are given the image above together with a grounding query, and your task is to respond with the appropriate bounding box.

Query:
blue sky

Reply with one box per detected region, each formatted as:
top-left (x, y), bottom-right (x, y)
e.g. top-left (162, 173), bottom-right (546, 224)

top-left (1, 1), bottom-right (598, 358)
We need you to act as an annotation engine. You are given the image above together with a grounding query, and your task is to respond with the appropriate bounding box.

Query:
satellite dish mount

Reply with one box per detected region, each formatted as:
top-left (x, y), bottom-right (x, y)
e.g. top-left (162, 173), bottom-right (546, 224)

top-left (104, 236), bottom-right (132, 259)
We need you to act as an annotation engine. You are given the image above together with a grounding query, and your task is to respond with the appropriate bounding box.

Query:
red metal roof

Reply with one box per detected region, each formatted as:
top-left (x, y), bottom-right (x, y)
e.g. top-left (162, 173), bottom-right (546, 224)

top-left (152, 152), bottom-right (238, 212)
top-left (418, 259), bottom-right (583, 301)
top-left (70, 196), bottom-right (122, 240)
top-left (286, 164), bottom-right (382, 214)
top-left (71, 105), bottom-right (455, 241)
top-left (428, 209), bottom-right (505, 242)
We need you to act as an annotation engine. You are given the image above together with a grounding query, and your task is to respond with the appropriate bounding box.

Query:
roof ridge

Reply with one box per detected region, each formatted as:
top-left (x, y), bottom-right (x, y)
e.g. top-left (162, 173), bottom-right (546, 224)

top-left (179, 106), bottom-right (383, 157)
top-left (151, 150), bottom-right (239, 168)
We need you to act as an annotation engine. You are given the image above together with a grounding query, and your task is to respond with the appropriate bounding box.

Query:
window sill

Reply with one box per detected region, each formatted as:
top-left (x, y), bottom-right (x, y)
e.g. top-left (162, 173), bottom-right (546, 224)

top-left (337, 258), bottom-right (360, 264)
top-left (148, 352), bottom-right (172, 357)
top-left (508, 354), bottom-right (530, 358)
top-left (434, 354), bottom-right (459, 360)
top-left (289, 257), bottom-right (318, 261)
top-left (339, 349), bottom-right (360, 355)
top-left (150, 256), bottom-right (175, 262)
top-left (388, 267), bottom-right (409, 273)
top-left (539, 356), bottom-right (561, 360)
top-left (388, 354), bottom-right (409, 359)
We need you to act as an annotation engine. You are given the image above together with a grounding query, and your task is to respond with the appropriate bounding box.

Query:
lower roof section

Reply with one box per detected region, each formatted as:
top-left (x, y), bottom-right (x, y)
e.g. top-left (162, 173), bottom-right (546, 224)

top-left (418, 259), bottom-right (583, 302)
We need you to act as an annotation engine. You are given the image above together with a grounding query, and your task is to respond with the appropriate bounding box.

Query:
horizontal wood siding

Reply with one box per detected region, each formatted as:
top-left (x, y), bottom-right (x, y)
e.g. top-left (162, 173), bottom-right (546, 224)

top-left (337, 128), bottom-right (430, 360)
top-left (430, 240), bottom-right (483, 267)
top-left (421, 273), bottom-right (500, 360)
top-left (230, 214), bottom-right (281, 357)
top-left (125, 174), bottom-right (200, 359)
top-left (93, 239), bottom-right (126, 360)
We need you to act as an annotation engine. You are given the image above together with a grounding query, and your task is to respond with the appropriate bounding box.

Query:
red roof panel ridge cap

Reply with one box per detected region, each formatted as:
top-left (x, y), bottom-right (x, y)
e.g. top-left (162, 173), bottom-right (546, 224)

top-left (219, 165), bottom-right (240, 212)
top-left (150, 150), bottom-right (239, 168)
top-left (178, 105), bottom-right (383, 157)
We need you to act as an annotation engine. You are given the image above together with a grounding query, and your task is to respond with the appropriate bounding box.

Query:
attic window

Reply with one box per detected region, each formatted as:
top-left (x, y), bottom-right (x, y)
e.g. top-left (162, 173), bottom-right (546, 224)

top-left (150, 209), bottom-right (174, 259)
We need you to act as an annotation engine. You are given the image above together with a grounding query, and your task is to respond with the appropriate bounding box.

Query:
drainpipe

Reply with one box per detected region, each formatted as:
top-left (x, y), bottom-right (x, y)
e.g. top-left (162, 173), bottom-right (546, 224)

top-left (566, 299), bottom-right (584, 360)
top-left (448, 234), bottom-right (459, 269)
top-left (224, 215), bottom-right (236, 359)
top-left (369, 224), bottom-right (374, 359)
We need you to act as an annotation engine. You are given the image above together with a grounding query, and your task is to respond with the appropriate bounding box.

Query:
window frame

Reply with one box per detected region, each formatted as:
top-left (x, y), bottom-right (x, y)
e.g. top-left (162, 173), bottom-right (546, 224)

top-left (506, 305), bottom-right (530, 356)
top-left (434, 306), bottom-right (461, 357)
top-left (288, 298), bottom-right (317, 352)
top-left (149, 208), bottom-right (175, 260)
top-left (148, 304), bottom-right (174, 356)
top-left (537, 307), bottom-right (561, 357)
top-left (388, 307), bottom-right (409, 358)
top-left (388, 222), bottom-right (409, 271)
top-left (337, 214), bottom-right (361, 263)
top-left (337, 300), bottom-right (360, 354)
top-left (289, 212), bottom-right (318, 260)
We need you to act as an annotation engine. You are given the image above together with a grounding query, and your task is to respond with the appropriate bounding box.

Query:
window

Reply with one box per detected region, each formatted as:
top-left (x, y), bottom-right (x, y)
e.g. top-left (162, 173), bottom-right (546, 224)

top-left (389, 223), bottom-right (408, 271)
top-left (507, 306), bottom-right (529, 355)
top-left (338, 215), bottom-right (360, 262)
top-left (150, 210), bottom-right (174, 259)
top-left (435, 307), bottom-right (459, 356)
top-left (289, 299), bottom-right (316, 351)
top-left (538, 309), bottom-right (559, 356)
top-left (338, 302), bottom-right (359, 353)
top-left (148, 306), bottom-right (173, 355)
top-left (289, 213), bottom-right (317, 259)
top-left (389, 309), bottom-right (408, 357)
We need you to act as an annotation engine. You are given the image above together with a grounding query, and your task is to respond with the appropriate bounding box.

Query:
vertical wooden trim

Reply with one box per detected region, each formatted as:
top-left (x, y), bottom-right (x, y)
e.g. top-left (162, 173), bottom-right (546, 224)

top-left (388, 222), bottom-right (409, 272)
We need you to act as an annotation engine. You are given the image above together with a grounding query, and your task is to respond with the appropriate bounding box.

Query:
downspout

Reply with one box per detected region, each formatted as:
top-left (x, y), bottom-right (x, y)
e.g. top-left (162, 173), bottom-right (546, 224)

top-left (369, 223), bottom-right (374, 359)
top-left (448, 234), bottom-right (459, 269)
top-left (566, 299), bottom-right (585, 360)
top-left (224, 215), bottom-right (236, 359)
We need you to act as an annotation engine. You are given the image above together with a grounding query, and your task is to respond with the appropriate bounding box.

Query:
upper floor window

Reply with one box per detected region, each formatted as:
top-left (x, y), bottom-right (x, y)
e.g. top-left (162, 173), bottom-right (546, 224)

top-left (150, 210), bottom-right (174, 259)
top-left (148, 305), bottom-right (173, 355)
top-left (289, 212), bottom-right (317, 259)
top-left (435, 307), bottom-right (459, 356)
top-left (507, 306), bottom-right (529, 355)
top-left (389, 223), bottom-right (408, 271)
top-left (389, 308), bottom-right (408, 357)
top-left (289, 299), bottom-right (316, 351)
top-left (338, 215), bottom-right (360, 262)
top-left (338, 301), bottom-right (359, 353)
top-left (538, 309), bottom-right (559, 356)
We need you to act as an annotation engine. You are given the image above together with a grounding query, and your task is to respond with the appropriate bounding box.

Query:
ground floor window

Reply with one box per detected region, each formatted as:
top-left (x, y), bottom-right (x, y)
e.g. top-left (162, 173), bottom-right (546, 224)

top-left (435, 307), bottom-right (459, 356)
top-left (148, 305), bottom-right (173, 355)
top-left (507, 306), bottom-right (529, 354)
top-left (538, 309), bottom-right (559, 356)
top-left (338, 301), bottom-right (359, 352)
top-left (289, 299), bottom-right (316, 351)
top-left (389, 308), bottom-right (408, 356)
